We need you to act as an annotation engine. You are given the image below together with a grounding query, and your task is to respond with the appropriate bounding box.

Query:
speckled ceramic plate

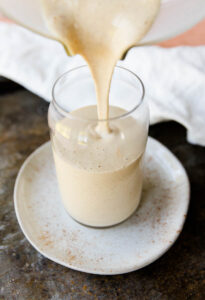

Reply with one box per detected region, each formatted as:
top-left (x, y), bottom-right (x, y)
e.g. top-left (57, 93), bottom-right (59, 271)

top-left (14, 138), bottom-right (189, 275)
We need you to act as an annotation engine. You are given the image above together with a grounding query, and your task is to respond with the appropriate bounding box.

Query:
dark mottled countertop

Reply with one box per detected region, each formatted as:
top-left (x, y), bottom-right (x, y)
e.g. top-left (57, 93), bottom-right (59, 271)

top-left (0, 79), bottom-right (204, 300)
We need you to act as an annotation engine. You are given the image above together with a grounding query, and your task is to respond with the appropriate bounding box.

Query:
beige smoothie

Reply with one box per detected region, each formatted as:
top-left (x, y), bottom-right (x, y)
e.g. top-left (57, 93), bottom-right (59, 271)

top-left (51, 105), bottom-right (147, 226)
top-left (43, 0), bottom-right (160, 226)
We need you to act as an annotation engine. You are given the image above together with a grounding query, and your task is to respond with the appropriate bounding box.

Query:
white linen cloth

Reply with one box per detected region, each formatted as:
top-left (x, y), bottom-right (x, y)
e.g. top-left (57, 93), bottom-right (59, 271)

top-left (0, 22), bottom-right (205, 146)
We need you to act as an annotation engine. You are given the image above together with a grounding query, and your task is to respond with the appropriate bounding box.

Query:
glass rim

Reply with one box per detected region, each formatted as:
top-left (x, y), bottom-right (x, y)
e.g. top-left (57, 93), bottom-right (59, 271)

top-left (52, 65), bottom-right (145, 122)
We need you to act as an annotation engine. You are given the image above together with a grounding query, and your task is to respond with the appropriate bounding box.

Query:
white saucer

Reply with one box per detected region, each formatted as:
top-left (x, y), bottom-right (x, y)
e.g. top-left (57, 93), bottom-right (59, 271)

top-left (14, 138), bottom-right (189, 275)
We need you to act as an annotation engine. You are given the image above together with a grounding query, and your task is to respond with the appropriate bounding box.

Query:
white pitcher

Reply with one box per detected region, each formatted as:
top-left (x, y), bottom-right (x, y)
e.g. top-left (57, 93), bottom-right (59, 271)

top-left (0, 0), bottom-right (205, 47)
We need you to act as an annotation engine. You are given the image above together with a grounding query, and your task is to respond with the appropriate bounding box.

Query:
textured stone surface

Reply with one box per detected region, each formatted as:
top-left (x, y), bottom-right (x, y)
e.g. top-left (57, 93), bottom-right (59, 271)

top-left (0, 85), bottom-right (205, 299)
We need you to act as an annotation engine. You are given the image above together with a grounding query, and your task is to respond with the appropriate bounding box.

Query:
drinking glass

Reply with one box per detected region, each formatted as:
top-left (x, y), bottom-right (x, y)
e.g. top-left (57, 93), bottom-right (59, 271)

top-left (48, 65), bottom-right (149, 227)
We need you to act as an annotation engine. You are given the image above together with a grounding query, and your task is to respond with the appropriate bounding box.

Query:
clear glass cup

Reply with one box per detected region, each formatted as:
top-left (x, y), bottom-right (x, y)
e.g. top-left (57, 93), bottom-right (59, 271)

top-left (48, 65), bottom-right (149, 228)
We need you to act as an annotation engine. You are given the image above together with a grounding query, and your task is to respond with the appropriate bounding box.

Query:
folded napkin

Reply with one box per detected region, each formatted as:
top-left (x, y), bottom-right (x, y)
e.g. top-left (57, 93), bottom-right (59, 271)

top-left (0, 23), bottom-right (205, 146)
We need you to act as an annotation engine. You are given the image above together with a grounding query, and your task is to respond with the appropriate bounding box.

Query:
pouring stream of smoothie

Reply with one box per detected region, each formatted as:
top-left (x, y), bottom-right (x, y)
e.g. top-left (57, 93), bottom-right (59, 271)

top-left (41, 0), bottom-right (160, 133)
